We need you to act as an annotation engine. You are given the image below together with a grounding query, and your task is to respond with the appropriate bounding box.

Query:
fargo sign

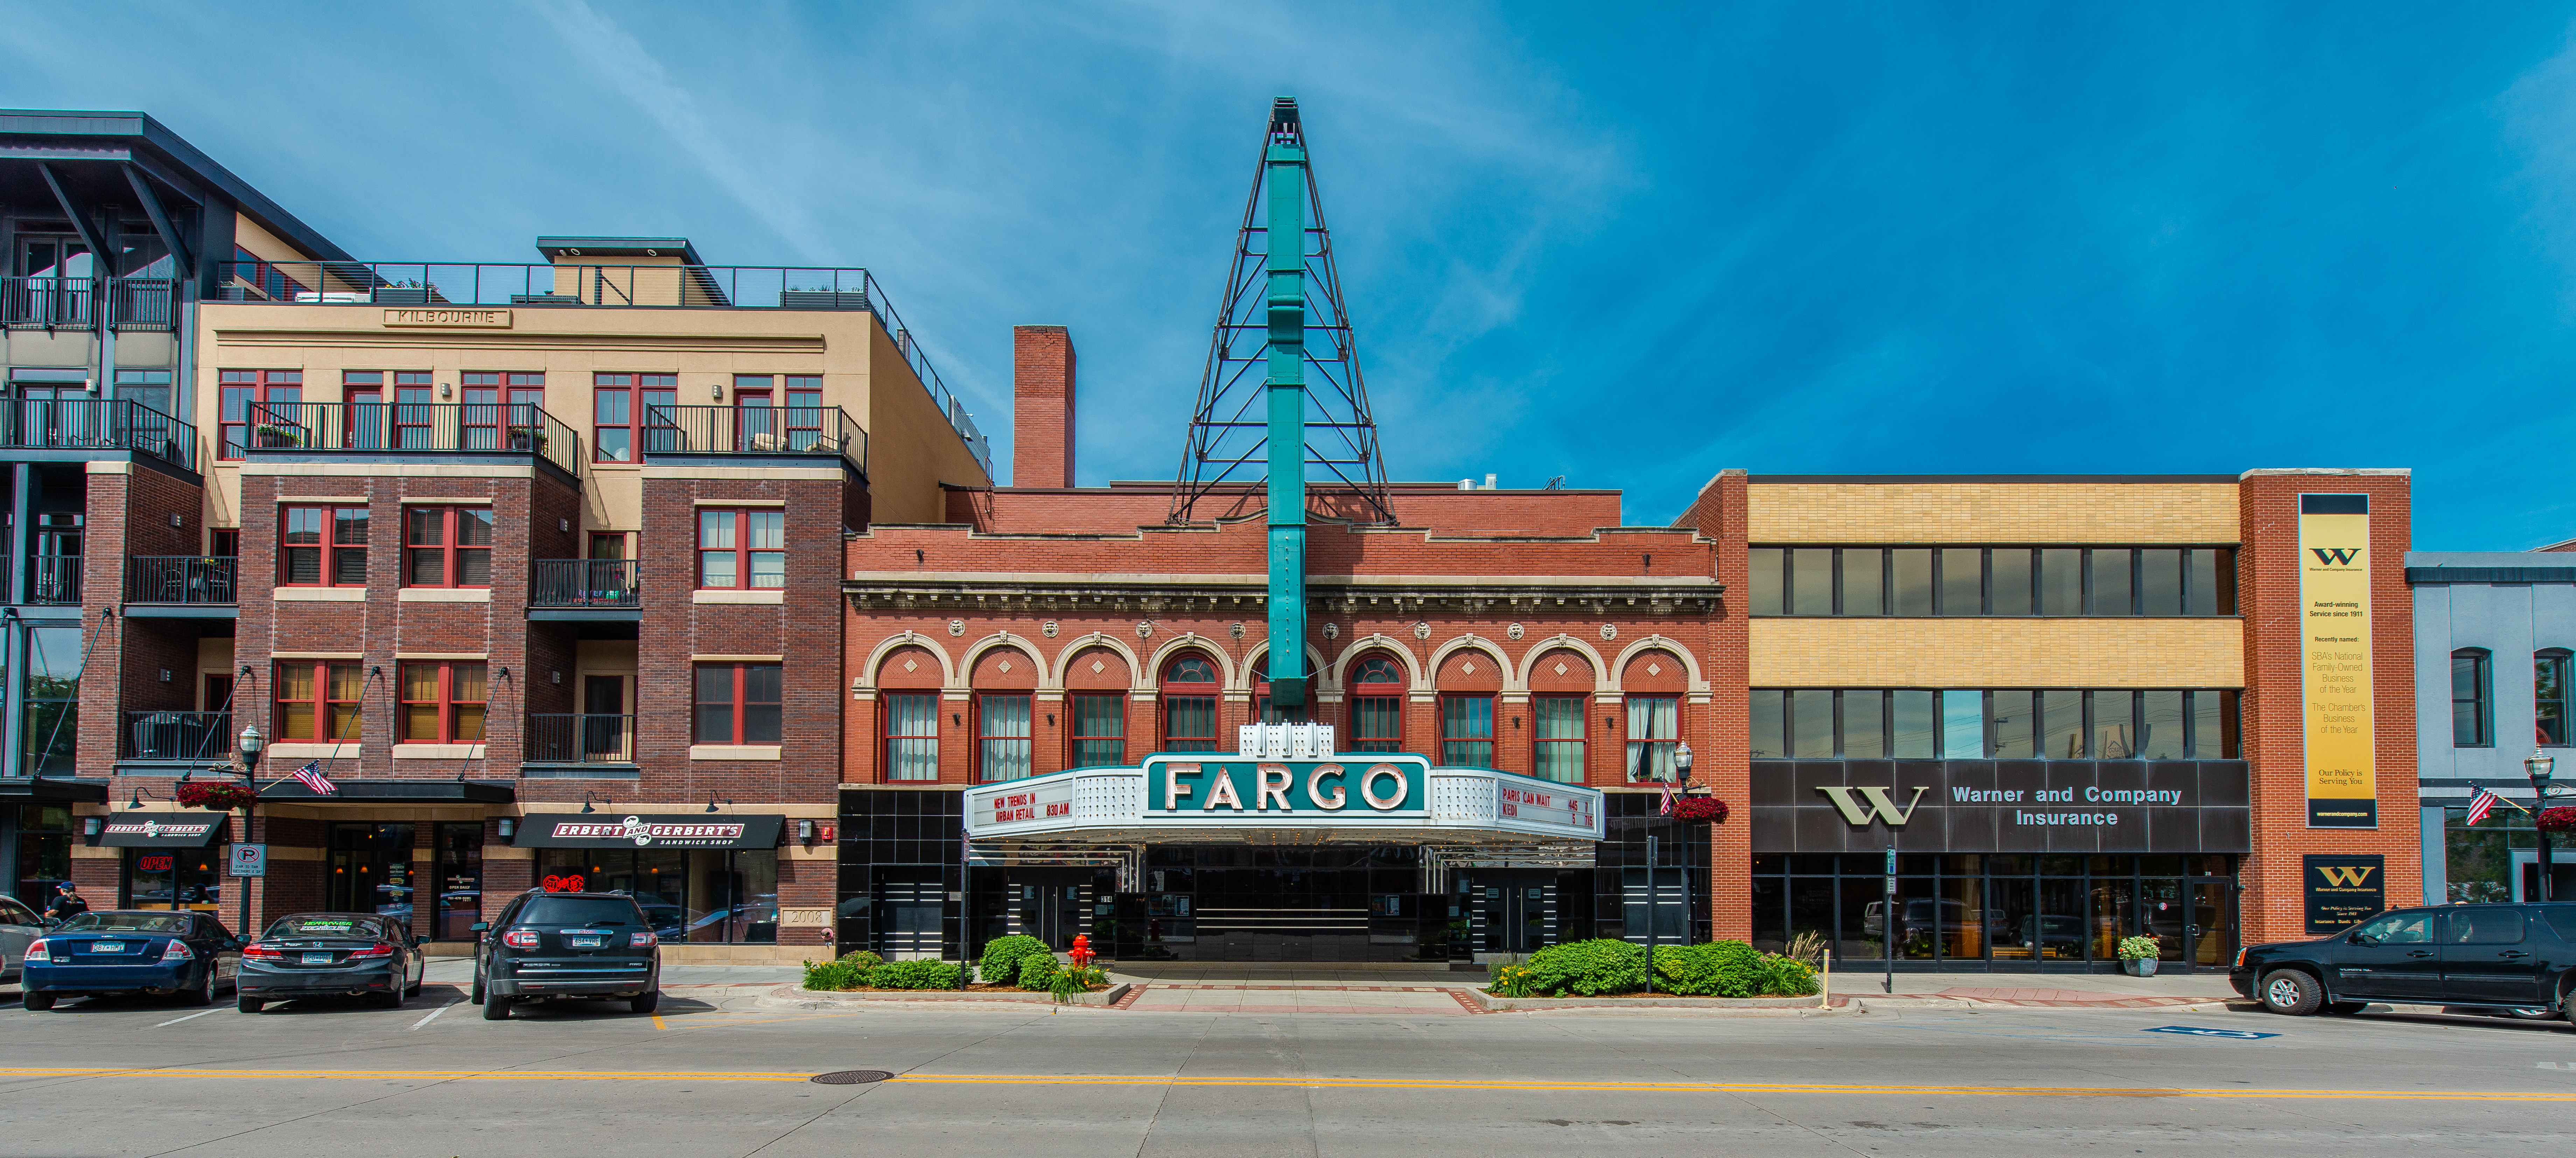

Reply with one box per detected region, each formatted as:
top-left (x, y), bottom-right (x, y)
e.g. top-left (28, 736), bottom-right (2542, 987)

top-left (1148, 754), bottom-right (1429, 816)
top-left (964, 757), bottom-right (1601, 841)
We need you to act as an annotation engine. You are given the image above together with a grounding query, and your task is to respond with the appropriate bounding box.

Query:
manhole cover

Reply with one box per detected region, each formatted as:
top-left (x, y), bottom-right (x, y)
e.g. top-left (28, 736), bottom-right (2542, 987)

top-left (810, 1070), bottom-right (894, 1086)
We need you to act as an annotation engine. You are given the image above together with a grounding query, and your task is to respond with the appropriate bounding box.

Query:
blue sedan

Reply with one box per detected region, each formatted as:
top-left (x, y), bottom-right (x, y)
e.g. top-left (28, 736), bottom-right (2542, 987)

top-left (23, 910), bottom-right (243, 1010)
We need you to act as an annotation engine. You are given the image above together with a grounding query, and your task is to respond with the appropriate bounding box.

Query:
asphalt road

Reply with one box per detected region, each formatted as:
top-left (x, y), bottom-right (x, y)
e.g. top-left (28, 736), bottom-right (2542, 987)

top-left (0, 981), bottom-right (2571, 1157)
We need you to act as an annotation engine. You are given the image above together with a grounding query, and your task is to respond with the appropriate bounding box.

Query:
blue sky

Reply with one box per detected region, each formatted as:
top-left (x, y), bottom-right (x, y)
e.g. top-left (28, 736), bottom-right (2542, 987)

top-left (7, 3), bottom-right (2573, 547)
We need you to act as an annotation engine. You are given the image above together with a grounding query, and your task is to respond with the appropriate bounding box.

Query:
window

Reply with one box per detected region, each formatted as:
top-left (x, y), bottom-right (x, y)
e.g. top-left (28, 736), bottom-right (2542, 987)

top-left (1440, 696), bottom-right (1495, 768)
top-left (1891, 549), bottom-right (1933, 616)
top-left (786, 376), bottom-right (824, 449)
top-left (698, 509), bottom-right (785, 589)
top-left (2453, 649), bottom-right (2493, 748)
top-left (592, 372), bottom-right (678, 462)
top-left (1161, 654), bottom-right (1220, 752)
top-left (1841, 548), bottom-right (1884, 616)
top-left (2138, 690), bottom-right (2186, 760)
top-left (281, 505), bottom-right (368, 586)
top-left (399, 661), bottom-right (487, 744)
top-left (694, 663), bottom-right (782, 745)
top-left (977, 693), bottom-right (1033, 783)
top-left (1348, 654), bottom-right (1405, 753)
top-left (1991, 690), bottom-right (2036, 758)
top-left (1843, 690), bottom-right (1885, 757)
top-left (2092, 689), bottom-right (2135, 758)
top-left (404, 506), bottom-right (493, 587)
top-left (1754, 687), bottom-right (2241, 761)
top-left (211, 529), bottom-right (240, 559)
top-left (1790, 689), bottom-right (1834, 757)
top-left (277, 662), bottom-right (362, 741)
top-left (1251, 655), bottom-right (1304, 723)
top-left (229, 245), bottom-right (308, 300)
top-left (2091, 549), bottom-right (2134, 616)
top-left (1792, 548), bottom-right (1833, 615)
top-left (2043, 689), bottom-right (2085, 758)
top-left (1070, 694), bottom-right (1125, 768)
top-left (884, 693), bottom-right (939, 781)
top-left (1748, 545), bottom-right (2238, 618)
top-left (1941, 689), bottom-right (1985, 757)
top-left (1749, 689), bottom-right (1785, 760)
top-left (22, 627), bottom-right (80, 776)
top-left (218, 369), bottom-right (301, 459)
top-left (392, 371), bottom-right (435, 448)
top-left (342, 371), bottom-right (387, 449)
top-left (1625, 696), bottom-right (1678, 781)
top-left (2539, 651), bottom-right (2570, 748)
top-left (1533, 696), bottom-right (1585, 782)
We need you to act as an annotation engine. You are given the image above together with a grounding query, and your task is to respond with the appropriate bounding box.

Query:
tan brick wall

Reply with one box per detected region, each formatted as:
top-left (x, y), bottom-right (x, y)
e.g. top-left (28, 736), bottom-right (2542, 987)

top-left (1748, 617), bottom-right (2244, 687)
top-left (1747, 482), bottom-right (2241, 543)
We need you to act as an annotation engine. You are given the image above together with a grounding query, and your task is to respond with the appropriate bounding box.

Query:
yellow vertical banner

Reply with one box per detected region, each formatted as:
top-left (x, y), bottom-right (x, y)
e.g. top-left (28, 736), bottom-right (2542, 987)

top-left (2299, 493), bottom-right (2376, 827)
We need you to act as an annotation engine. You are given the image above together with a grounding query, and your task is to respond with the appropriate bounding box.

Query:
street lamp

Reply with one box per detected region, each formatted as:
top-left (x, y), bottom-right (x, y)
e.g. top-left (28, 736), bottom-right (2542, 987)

top-left (1674, 741), bottom-right (1694, 787)
top-left (237, 724), bottom-right (264, 778)
top-left (2529, 749), bottom-right (2559, 901)
top-left (236, 724), bottom-right (265, 935)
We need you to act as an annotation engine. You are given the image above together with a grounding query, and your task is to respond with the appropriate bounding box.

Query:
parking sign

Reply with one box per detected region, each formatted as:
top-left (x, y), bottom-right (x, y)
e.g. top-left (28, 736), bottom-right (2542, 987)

top-left (229, 844), bottom-right (267, 878)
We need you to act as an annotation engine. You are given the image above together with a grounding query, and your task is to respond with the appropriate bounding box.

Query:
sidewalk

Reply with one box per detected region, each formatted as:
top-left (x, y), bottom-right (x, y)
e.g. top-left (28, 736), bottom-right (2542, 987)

top-left (1824, 966), bottom-right (2239, 1008)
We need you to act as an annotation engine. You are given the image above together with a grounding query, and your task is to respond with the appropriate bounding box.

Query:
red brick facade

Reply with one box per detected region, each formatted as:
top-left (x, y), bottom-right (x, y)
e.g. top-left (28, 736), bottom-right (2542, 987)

top-left (1010, 326), bottom-right (1075, 489)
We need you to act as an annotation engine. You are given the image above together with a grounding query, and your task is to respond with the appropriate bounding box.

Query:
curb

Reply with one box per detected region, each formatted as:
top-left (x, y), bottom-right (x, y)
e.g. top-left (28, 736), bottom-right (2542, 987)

top-left (758, 983), bottom-right (1130, 1009)
top-left (1467, 989), bottom-right (1842, 1013)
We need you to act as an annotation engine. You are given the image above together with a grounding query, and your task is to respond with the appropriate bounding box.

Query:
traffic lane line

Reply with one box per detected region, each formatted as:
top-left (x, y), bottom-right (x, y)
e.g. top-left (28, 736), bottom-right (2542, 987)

top-left (408, 998), bottom-right (461, 1030)
top-left (151, 1009), bottom-right (222, 1028)
top-left (0, 1069), bottom-right (2564, 1101)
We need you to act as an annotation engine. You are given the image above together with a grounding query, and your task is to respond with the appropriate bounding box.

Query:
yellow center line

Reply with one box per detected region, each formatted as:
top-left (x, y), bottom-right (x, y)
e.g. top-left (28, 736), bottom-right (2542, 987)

top-left (0, 1068), bottom-right (2560, 1101)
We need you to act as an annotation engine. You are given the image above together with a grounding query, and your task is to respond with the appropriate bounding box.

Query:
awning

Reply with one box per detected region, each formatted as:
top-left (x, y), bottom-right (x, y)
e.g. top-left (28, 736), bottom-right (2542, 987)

top-left (99, 814), bottom-right (231, 848)
top-left (257, 779), bottom-right (515, 803)
top-left (512, 813), bottom-right (784, 850)
top-left (0, 777), bottom-right (109, 803)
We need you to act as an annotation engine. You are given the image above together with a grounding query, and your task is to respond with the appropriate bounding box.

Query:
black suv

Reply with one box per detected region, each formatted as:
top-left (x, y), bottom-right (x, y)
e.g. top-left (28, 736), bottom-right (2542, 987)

top-left (471, 890), bottom-right (661, 1020)
top-left (2233, 902), bottom-right (2576, 1020)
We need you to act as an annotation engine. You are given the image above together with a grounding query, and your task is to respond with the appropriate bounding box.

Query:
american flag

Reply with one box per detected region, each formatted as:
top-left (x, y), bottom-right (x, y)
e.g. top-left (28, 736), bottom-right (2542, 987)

top-left (2467, 786), bottom-right (2499, 825)
top-left (289, 760), bottom-right (336, 795)
top-left (1658, 773), bottom-right (1677, 816)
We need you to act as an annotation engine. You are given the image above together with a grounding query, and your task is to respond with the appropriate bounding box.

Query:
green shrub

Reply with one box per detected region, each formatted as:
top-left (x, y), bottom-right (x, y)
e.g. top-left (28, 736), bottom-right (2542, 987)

top-left (1520, 938), bottom-right (1646, 996)
top-left (801, 958), bottom-right (873, 991)
top-left (835, 949), bottom-right (886, 971)
top-left (1755, 952), bottom-right (1819, 997)
top-left (978, 935), bottom-right (1049, 986)
top-left (1017, 952), bottom-right (1061, 991)
top-left (1653, 941), bottom-right (1766, 997)
top-left (1050, 964), bottom-right (1105, 1003)
top-left (871, 959), bottom-right (963, 990)
top-left (1491, 963), bottom-right (1540, 998)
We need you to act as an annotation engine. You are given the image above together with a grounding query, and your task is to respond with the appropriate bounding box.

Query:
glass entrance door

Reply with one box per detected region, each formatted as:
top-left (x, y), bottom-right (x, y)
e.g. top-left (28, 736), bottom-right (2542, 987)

top-left (327, 823), bottom-right (417, 926)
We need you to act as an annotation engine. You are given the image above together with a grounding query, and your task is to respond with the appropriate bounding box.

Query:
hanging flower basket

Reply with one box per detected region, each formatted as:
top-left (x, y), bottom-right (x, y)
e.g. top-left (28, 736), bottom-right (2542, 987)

top-left (175, 781), bottom-right (257, 811)
top-left (1671, 796), bottom-right (1729, 824)
top-left (2537, 806), bottom-right (2576, 833)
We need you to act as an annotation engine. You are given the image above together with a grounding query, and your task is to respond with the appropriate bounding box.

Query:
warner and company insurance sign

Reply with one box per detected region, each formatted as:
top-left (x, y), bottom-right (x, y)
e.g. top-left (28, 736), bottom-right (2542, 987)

top-left (1750, 762), bottom-right (2251, 854)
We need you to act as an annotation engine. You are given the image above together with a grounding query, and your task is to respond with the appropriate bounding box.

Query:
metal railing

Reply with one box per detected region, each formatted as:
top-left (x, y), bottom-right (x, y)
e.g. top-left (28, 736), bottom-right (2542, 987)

top-left (0, 276), bottom-right (179, 331)
top-left (638, 404), bottom-right (865, 472)
top-left (233, 401), bottom-right (581, 475)
top-left (525, 713), bottom-right (636, 764)
top-left (532, 559), bottom-right (638, 608)
top-left (127, 556), bottom-right (238, 605)
top-left (211, 260), bottom-right (992, 478)
top-left (28, 556), bottom-right (80, 604)
top-left (0, 398), bottom-right (198, 470)
top-left (121, 711), bottom-right (231, 761)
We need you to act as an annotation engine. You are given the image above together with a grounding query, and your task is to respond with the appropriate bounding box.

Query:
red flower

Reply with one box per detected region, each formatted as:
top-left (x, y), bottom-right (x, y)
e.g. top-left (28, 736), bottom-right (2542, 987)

top-left (2538, 806), bottom-right (2576, 833)
top-left (1672, 796), bottom-right (1729, 824)
top-left (174, 782), bottom-right (257, 811)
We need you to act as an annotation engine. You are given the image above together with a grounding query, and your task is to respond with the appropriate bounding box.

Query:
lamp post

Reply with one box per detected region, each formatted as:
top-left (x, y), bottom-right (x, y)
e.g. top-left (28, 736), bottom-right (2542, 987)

top-left (2529, 749), bottom-right (2560, 902)
top-left (237, 724), bottom-right (263, 935)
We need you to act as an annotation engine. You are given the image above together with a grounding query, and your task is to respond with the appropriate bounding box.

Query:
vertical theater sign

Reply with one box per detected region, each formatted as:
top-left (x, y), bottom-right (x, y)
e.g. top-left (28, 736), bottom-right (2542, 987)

top-left (2298, 493), bottom-right (2377, 828)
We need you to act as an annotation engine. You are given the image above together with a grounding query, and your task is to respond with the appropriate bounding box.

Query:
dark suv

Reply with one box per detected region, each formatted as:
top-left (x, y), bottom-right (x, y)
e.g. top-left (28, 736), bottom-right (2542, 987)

top-left (2233, 902), bottom-right (2576, 1020)
top-left (471, 890), bottom-right (660, 1020)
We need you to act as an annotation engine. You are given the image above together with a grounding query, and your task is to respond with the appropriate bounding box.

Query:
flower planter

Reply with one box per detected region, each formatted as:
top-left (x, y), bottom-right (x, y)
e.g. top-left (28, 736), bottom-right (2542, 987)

top-left (252, 427), bottom-right (300, 448)
top-left (2123, 958), bottom-right (2159, 977)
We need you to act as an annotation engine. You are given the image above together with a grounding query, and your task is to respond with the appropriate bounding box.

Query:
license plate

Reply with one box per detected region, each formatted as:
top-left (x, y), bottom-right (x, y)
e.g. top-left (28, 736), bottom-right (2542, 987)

top-left (91, 942), bottom-right (125, 953)
top-left (301, 952), bottom-right (334, 965)
top-left (568, 936), bottom-right (605, 948)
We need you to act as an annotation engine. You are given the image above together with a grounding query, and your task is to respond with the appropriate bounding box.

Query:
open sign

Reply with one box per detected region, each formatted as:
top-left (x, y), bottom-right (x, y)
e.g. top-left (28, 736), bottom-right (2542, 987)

top-left (138, 854), bottom-right (175, 873)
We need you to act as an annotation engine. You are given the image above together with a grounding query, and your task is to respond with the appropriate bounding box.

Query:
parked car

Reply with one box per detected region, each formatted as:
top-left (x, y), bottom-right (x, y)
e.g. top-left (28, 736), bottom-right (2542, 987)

top-left (236, 912), bottom-right (427, 1013)
top-left (21, 910), bottom-right (242, 1010)
top-left (0, 895), bottom-right (41, 984)
top-left (471, 889), bottom-right (660, 1020)
top-left (2018, 914), bottom-right (2088, 957)
top-left (2233, 902), bottom-right (2576, 1019)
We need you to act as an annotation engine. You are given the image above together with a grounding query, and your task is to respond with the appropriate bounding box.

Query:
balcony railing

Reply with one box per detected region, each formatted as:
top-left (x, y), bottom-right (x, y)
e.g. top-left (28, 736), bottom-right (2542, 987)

top-left (232, 401), bottom-right (581, 476)
top-left (532, 559), bottom-right (638, 608)
top-left (525, 713), bottom-right (636, 764)
top-left (1, 277), bottom-right (179, 331)
top-left (0, 398), bottom-right (198, 470)
top-left (211, 260), bottom-right (991, 478)
top-left (639, 405), bottom-right (865, 473)
top-left (121, 711), bottom-right (232, 762)
top-left (127, 556), bottom-right (238, 605)
top-left (28, 556), bottom-right (80, 605)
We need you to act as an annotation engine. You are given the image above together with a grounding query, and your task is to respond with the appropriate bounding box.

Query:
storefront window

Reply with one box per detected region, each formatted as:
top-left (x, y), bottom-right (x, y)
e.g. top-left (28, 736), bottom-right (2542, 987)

top-left (12, 805), bottom-right (71, 909)
top-left (328, 823), bottom-right (415, 925)
top-left (1755, 854), bottom-right (2236, 970)
top-left (434, 823), bottom-right (484, 940)
top-left (536, 847), bottom-right (779, 944)
top-left (126, 846), bottom-right (224, 911)
top-left (22, 626), bottom-right (80, 776)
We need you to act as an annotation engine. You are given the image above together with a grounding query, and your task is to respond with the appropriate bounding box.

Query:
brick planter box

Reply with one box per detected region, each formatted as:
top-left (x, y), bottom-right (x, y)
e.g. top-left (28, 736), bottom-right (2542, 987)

top-left (771, 983), bottom-right (1129, 1008)
top-left (1468, 989), bottom-right (1828, 1012)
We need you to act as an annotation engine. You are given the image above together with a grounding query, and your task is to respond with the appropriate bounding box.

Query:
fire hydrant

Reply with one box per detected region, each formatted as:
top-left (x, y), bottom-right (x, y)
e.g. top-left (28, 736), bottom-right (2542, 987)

top-left (1068, 934), bottom-right (1096, 972)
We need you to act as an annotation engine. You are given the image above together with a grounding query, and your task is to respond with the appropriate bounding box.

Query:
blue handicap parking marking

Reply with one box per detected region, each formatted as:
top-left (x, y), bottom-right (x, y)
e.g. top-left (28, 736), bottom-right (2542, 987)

top-left (2142, 1025), bottom-right (2278, 1040)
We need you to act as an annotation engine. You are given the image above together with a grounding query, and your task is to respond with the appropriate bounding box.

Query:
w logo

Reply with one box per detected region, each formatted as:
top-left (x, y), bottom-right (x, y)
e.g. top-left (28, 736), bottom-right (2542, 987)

top-left (2315, 865), bottom-right (2376, 887)
top-left (1817, 785), bottom-right (1929, 826)
top-left (2309, 547), bottom-right (2361, 566)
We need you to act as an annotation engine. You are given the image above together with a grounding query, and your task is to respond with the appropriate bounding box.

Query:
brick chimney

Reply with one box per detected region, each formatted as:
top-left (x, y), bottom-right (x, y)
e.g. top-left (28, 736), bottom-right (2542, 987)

top-left (1012, 325), bottom-right (1076, 488)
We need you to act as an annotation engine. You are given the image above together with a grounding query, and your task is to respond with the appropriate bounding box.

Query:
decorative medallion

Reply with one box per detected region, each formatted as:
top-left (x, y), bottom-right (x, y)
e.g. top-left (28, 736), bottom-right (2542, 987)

top-left (997, 659), bottom-right (1013, 674)
top-left (1507, 622), bottom-right (1524, 640)
top-left (1646, 661), bottom-right (1662, 677)
top-left (1090, 658), bottom-right (1107, 675)
top-left (1553, 661), bottom-right (1569, 677)
top-left (1598, 623), bottom-right (1618, 641)
top-left (1413, 622), bottom-right (1431, 640)
top-left (947, 619), bottom-right (965, 637)
top-left (1322, 623), bottom-right (1339, 640)
top-left (1041, 620), bottom-right (1059, 638)
top-left (1137, 621), bottom-right (1154, 639)
top-left (1460, 660), bottom-right (1476, 675)
top-left (903, 658), bottom-right (919, 674)
top-left (1230, 622), bottom-right (1245, 640)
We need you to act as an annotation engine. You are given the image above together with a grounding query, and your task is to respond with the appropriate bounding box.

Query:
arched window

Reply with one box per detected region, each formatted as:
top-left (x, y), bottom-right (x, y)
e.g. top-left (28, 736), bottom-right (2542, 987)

top-left (1161, 653), bottom-right (1220, 752)
top-left (2539, 650), bottom-right (2571, 748)
top-left (1347, 652), bottom-right (1405, 753)
top-left (1251, 654), bottom-right (1306, 724)
top-left (2453, 648), bottom-right (2493, 748)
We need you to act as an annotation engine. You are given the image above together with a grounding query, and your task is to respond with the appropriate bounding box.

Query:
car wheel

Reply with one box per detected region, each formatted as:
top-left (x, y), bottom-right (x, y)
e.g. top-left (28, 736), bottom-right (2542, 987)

top-left (178, 967), bottom-right (215, 1007)
top-left (481, 994), bottom-right (510, 1021)
top-left (470, 977), bottom-right (486, 1005)
top-left (2321, 1001), bottom-right (2367, 1016)
top-left (374, 987), bottom-right (405, 1010)
top-left (237, 994), bottom-right (263, 1014)
top-left (22, 990), bottom-right (53, 1011)
top-left (2259, 969), bottom-right (2323, 1015)
top-left (630, 989), bottom-right (659, 1015)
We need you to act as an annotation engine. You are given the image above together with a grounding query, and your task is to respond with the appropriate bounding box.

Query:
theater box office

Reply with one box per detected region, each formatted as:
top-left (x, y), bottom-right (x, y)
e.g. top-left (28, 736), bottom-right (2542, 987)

top-left (512, 814), bottom-right (789, 944)
top-left (1749, 760), bottom-right (2252, 971)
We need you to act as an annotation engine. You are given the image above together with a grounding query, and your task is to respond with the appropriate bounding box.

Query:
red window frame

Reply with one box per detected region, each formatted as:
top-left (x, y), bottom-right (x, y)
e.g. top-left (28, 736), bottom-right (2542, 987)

top-left (218, 369), bottom-right (302, 460)
top-left (1160, 654), bottom-right (1220, 752)
top-left (1068, 693), bottom-right (1126, 769)
top-left (274, 661), bottom-right (362, 742)
top-left (1533, 696), bottom-right (1587, 783)
top-left (399, 661), bottom-right (488, 744)
top-left (403, 505), bottom-right (494, 588)
top-left (390, 372), bottom-right (434, 448)
top-left (1441, 694), bottom-right (1497, 769)
top-left (975, 692), bottom-right (1034, 784)
top-left (592, 372), bottom-right (680, 462)
top-left (882, 692), bottom-right (940, 782)
top-left (1347, 653), bottom-right (1405, 753)
top-left (459, 372), bottom-right (502, 449)
top-left (696, 508), bottom-right (785, 589)
top-left (279, 504), bottom-right (368, 587)
top-left (694, 662), bottom-right (783, 745)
